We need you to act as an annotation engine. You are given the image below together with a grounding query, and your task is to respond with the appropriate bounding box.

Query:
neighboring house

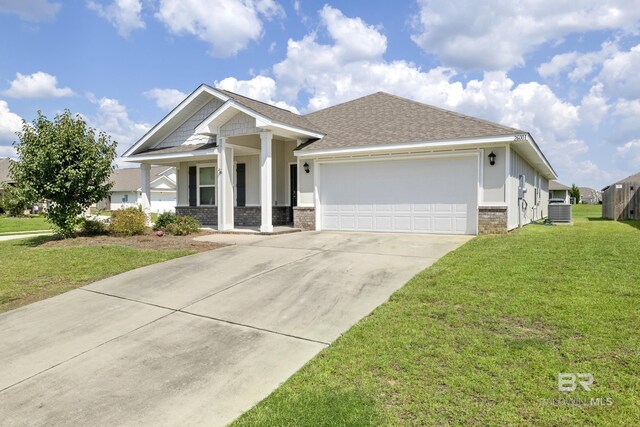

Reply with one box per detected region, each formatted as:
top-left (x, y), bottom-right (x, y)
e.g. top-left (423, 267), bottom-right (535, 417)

top-left (122, 85), bottom-right (557, 235)
top-left (579, 187), bottom-right (601, 204)
top-left (102, 166), bottom-right (176, 213)
top-left (602, 171), bottom-right (640, 220)
top-left (549, 181), bottom-right (571, 203)
top-left (0, 158), bottom-right (16, 191)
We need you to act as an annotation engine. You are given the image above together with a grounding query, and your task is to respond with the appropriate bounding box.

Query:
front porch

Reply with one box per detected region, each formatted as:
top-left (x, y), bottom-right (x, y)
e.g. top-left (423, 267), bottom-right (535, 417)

top-left (175, 205), bottom-right (293, 227)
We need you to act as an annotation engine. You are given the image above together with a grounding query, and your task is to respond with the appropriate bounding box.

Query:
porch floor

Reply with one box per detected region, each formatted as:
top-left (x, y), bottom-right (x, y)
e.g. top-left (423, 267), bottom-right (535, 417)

top-left (200, 225), bottom-right (301, 235)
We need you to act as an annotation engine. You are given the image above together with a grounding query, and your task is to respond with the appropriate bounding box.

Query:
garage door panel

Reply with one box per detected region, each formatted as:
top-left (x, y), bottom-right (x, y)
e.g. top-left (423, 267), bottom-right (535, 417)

top-left (320, 157), bottom-right (478, 234)
top-left (413, 216), bottom-right (432, 232)
top-left (393, 216), bottom-right (411, 231)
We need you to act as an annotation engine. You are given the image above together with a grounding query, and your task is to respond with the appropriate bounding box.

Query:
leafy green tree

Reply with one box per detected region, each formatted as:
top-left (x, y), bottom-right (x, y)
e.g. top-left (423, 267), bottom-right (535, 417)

top-left (0, 185), bottom-right (29, 216)
top-left (570, 184), bottom-right (581, 204)
top-left (12, 110), bottom-right (117, 237)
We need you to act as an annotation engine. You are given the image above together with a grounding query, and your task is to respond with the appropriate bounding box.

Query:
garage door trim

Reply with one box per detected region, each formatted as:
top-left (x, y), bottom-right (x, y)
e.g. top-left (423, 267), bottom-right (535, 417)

top-left (313, 151), bottom-right (481, 234)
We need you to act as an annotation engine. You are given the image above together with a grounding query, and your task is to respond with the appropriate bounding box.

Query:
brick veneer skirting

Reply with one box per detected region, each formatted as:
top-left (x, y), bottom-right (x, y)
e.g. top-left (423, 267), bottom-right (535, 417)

top-left (478, 206), bottom-right (508, 234)
top-left (293, 207), bottom-right (316, 230)
top-left (175, 206), bottom-right (292, 227)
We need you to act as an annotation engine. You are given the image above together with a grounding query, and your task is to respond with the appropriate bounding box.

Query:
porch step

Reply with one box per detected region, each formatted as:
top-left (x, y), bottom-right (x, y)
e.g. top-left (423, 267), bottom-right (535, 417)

top-left (199, 226), bottom-right (302, 236)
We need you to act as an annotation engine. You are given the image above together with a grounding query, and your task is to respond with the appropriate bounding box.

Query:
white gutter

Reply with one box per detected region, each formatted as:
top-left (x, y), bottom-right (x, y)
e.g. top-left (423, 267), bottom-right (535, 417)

top-left (294, 135), bottom-right (519, 157)
top-left (121, 147), bottom-right (219, 163)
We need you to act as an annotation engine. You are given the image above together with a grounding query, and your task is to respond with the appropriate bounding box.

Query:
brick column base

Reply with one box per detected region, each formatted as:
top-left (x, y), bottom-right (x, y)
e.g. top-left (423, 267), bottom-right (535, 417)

top-left (293, 207), bottom-right (316, 230)
top-left (478, 206), bottom-right (508, 234)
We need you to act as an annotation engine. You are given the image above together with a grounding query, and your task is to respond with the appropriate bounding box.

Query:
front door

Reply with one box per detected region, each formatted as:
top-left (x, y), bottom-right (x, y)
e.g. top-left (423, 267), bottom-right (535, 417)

top-left (290, 164), bottom-right (297, 223)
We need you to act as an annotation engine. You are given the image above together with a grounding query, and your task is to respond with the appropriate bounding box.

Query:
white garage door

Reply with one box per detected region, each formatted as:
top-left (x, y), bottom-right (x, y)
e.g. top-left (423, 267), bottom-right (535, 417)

top-left (319, 156), bottom-right (478, 234)
top-left (150, 191), bottom-right (176, 213)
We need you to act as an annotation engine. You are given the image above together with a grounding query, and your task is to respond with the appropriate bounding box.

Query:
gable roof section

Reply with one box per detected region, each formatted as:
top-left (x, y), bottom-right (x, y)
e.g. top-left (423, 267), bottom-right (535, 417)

top-left (602, 171), bottom-right (640, 191)
top-left (110, 166), bottom-right (175, 192)
top-left (124, 85), bottom-right (228, 157)
top-left (300, 92), bottom-right (524, 151)
top-left (217, 89), bottom-right (321, 134)
top-left (549, 180), bottom-right (571, 191)
top-left (125, 85), bottom-right (323, 157)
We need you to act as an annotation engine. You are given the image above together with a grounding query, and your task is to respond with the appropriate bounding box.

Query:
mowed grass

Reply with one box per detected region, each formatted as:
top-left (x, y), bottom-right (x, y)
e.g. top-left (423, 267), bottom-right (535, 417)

top-left (0, 236), bottom-right (195, 313)
top-left (0, 215), bottom-right (51, 234)
top-left (233, 205), bottom-right (640, 426)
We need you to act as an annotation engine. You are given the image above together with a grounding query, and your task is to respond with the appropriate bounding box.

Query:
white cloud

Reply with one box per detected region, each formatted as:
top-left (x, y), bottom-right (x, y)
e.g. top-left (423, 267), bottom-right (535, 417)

top-left (216, 75), bottom-right (298, 112)
top-left (87, 0), bottom-right (145, 37)
top-left (616, 139), bottom-right (640, 165)
top-left (87, 94), bottom-right (150, 154)
top-left (263, 6), bottom-right (592, 183)
top-left (155, 0), bottom-right (284, 57)
top-left (143, 88), bottom-right (187, 111)
top-left (3, 72), bottom-right (74, 98)
top-left (537, 42), bottom-right (619, 81)
top-left (411, 0), bottom-right (640, 71)
top-left (537, 52), bottom-right (579, 79)
top-left (598, 44), bottom-right (640, 99)
top-left (0, 100), bottom-right (23, 155)
top-left (0, 0), bottom-right (61, 22)
top-left (579, 83), bottom-right (609, 130)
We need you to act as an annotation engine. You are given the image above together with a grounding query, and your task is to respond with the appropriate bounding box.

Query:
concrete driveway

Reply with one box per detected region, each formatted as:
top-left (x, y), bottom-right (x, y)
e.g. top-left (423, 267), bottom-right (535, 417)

top-left (0, 231), bottom-right (470, 426)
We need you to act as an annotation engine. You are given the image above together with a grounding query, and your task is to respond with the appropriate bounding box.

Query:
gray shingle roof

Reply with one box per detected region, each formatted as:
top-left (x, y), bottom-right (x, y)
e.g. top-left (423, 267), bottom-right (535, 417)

top-left (549, 180), bottom-right (571, 191)
top-left (300, 92), bottom-right (524, 151)
top-left (134, 142), bottom-right (216, 156)
top-left (110, 166), bottom-right (173, 192)
top-left (217, 89), bottom-right (322, 134)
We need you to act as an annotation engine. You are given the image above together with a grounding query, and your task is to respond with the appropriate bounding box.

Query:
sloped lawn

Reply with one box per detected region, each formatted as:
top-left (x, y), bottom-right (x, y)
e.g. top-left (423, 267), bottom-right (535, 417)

top-left (233, 205), bottom-right (639, 426)
top-left (0, 215), bottom-right (51, 234)
top-left (0, 233), bottom-right (222, 313)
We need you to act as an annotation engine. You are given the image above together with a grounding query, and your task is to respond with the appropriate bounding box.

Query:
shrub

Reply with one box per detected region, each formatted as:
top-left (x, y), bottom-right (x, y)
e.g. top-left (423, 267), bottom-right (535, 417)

top-left (165, 215), bottom-right (201, 236)
top-left (80, 218), bottom-right (108, 236)
top-left (154, 212), bottom-right (178, 231)
top-left (110, 207), bottom-right (147, 236)
top-left (0, 185), bottom-right (29, 217)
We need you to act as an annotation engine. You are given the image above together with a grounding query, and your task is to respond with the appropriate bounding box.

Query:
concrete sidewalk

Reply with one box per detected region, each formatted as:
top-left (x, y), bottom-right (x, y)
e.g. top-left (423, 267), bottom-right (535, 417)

top-left (0, 231), bottom-right (471, 426)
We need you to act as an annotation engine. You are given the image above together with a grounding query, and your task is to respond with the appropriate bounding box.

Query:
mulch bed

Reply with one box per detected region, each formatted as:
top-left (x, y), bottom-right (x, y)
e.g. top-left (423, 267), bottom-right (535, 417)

top-left (40, 230), bottom-right (225, 252)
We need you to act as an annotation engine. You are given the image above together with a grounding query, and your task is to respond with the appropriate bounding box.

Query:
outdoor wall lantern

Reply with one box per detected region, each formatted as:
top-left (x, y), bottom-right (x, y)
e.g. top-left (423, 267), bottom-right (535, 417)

top-left (303, 162), bottom-right (310, 173)
top-left (488, 151), bottom-right (497, 166)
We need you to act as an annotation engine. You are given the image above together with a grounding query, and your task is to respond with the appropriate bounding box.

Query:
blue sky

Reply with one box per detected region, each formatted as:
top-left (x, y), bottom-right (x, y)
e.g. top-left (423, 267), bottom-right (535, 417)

top-left (0, 0), bottom-right (639, 189)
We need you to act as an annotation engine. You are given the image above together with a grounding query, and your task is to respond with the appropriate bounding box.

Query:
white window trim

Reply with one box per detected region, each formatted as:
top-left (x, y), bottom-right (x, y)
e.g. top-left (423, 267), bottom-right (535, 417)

top-left (197, 163), bottom-right (216, 206)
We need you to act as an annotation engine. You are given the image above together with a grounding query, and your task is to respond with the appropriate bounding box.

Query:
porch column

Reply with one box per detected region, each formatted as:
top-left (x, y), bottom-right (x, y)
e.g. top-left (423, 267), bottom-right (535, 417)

top-left (260, 131), bottom-right (273, 232)
top-left (217, 136), bottom-right (234, 231)
top-left (140, 163), bottom-right (152, 225)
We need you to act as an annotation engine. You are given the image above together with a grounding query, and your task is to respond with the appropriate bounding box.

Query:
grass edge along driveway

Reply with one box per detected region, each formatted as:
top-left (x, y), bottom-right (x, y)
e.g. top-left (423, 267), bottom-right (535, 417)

top-left (233, 205), bottom-right (639, 426)
top-left (0, 236), bottom-right (197, 313)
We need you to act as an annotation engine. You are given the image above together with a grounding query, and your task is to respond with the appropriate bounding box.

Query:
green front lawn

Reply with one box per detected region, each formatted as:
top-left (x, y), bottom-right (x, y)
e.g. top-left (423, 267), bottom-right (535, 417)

top-left (234, 205), bottom-right (639, 426)
top-left (0, 237), bottom-right (196, 313)
top-left (0, 215), bottom-right (51, 234)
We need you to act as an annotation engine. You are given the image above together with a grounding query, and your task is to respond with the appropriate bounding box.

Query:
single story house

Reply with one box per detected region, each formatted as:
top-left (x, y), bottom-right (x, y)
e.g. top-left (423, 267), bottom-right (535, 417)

top-left (549, 180), bottom-right (571, 203)
top-left (602, 171), bottom-right (640, 220)
top-left (100, 166), bottom-right (176, 213)
top-left (0, 158), bottom-right (16, 191)
top-left (122, 85), bottom-right (557, 235)
top-left (579, 187), bottom-right (601, 204)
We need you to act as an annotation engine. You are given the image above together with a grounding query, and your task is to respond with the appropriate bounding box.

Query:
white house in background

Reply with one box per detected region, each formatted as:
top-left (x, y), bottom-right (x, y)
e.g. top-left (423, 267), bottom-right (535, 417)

top-left (549, 181), bottom-right (571, 203)
top-left (121, 85), bottom-right (557, 234)
top-left (105, 166), bottom-right (176, 213)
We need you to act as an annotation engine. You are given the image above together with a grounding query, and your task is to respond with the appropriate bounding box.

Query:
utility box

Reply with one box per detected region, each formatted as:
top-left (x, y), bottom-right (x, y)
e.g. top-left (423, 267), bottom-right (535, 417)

top-left (549, 203), bottom-right (572, 224)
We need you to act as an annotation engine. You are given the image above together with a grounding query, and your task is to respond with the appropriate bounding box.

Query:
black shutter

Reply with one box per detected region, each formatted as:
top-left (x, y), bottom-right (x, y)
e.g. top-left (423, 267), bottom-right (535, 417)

top-left (189, 166), bottom-right (197, 206)
top-left (237, 163), bottom-right (246, 207)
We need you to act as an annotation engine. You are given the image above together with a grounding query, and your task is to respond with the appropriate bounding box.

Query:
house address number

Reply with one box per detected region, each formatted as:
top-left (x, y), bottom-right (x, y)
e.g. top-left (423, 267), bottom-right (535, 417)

top-left (514, 134), bottom-right (527, 141)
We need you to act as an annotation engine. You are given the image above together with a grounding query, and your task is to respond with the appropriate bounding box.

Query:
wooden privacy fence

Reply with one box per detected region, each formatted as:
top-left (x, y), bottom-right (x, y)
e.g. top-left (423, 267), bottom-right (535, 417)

top-left (602, 182), bottom-right (640, 220)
